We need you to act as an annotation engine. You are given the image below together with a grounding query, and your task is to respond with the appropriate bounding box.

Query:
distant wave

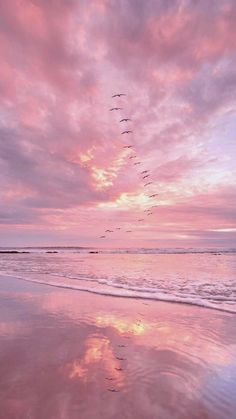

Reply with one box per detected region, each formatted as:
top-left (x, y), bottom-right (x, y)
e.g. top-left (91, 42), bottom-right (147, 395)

top-left (1, 273), bottom-right (235, 314)
top-left (1, 246), bottom-right (236, 255)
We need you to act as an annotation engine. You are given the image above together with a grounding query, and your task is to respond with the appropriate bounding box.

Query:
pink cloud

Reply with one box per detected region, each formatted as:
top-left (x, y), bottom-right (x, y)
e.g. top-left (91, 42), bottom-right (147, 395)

top-left (0, 0), bottom-right (236, 246)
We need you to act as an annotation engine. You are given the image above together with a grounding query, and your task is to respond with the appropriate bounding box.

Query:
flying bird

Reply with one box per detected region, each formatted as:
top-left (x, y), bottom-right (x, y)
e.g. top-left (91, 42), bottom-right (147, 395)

top-left (147, 212), bottom-right (153, 215)
top-left (143, 175), bottom-right (150, 179)
top-left (112, 93), bottom-right (126, 98)
top-left (144, 182), bottom-right (152, 187)
top-left (120, 118), bottom-right (131, 122)
top-left (121, 130), bottom-right (133, 134)
top-left (126, 230), bottom-right (132, 233)
top-left (110, 107), bottom-right (123, 111)
top-left (129, 155), bottom-right (137, 159)
top-left (138, 219), bottom-right (144, 222)
top-left (149, 194), bottom-right (159, 198)
top-left (123, 145), bottom-right (133, 149)
top-left (108, 389), bottom-right (120, 392)
top-left (134, 162), bottom-right (141, 165)
top-left (141, 170), bottom-right (149, 174)
top-left (105, 229), bottom-right (113, 233)
top-left (116, 227), bottom-right (121, 230)
top-left (100, 235), bottom-right (106, 238)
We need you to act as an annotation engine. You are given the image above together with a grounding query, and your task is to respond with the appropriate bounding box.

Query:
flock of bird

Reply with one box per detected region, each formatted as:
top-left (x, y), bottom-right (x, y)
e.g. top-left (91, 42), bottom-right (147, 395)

top-left (99, 93), bottom-right (159, 239)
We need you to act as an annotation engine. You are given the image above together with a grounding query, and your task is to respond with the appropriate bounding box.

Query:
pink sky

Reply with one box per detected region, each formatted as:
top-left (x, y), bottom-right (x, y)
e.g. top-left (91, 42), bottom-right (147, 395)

top-left (0, 0), bottom-right (236, 247)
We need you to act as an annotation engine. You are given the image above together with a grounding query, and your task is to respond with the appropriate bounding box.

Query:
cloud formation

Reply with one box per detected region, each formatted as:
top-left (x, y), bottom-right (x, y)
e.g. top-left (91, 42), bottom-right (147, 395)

top-left (0, 0), bottom-right (236, 246)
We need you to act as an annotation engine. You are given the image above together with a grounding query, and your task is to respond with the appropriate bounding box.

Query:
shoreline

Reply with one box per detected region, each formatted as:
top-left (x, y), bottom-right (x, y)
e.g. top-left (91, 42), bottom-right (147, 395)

top-left (1, 273), bottom-right (235, 315)
top-left (0, 275), bottom-right (236, 418)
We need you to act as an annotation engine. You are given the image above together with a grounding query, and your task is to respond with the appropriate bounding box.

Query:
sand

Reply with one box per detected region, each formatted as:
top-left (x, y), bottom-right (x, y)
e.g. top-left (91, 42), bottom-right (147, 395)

top-left (0, 275), bottom-right (235, 419)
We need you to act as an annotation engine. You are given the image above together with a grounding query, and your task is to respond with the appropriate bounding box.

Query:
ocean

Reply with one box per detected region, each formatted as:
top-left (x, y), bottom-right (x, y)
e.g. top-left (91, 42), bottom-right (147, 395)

top-left (0, 247), bottom-right (235, 313)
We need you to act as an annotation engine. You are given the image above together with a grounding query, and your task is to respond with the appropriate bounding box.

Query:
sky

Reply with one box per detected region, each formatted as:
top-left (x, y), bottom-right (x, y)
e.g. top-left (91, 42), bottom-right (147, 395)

top-left (0, 0), bottom-right (236, 248)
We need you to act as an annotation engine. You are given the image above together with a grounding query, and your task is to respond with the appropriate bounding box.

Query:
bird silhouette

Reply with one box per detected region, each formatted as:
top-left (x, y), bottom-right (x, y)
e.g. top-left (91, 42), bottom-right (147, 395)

top-left (138, 219), bottom-right (144, 222)
top-left (112, 93), bottom-right (126, 98)
top-left (134, 162), bottom-right (141, 165)
top-left (129, 155), bottom-right (137, 159)
top-left (141, 170), bottom-right (149, 174)
top-left (149, 194), bottom-right (158, 198)
top-left (121, 130), bottom-right (132, 134)
top-left (144, 182), bottom-right (152, 187)
top-left (110, 107), bottom-right (123, 111)
top-left (143, 174), bottom-right (150, 179)
top-left (120, 118), bottom-right (131, 122)
top-left (100, 235), bottom-right (106, 238)
top-left (123, 145), bottom-right (133, 149)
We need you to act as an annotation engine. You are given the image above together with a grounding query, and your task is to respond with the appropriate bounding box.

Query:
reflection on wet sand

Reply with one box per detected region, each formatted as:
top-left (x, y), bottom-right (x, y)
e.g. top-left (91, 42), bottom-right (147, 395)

top-left (95, 314), bottom-right (149, 336)
top-left (0, 276), bottom-right (236, 419)
top-left (66, 336), bottom-right (124, 387)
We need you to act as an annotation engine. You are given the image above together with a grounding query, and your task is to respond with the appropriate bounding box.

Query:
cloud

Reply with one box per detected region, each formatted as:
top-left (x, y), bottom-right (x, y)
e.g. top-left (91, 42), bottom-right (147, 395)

top-left (0, 0), bottom-right (236, 245)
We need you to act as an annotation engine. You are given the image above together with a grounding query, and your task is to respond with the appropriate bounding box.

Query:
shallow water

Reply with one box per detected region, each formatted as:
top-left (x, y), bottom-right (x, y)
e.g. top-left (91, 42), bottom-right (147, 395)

top-left (0, 276), bottom-right (235, 419)
top-left (0, 248), bottom-right (235, 312)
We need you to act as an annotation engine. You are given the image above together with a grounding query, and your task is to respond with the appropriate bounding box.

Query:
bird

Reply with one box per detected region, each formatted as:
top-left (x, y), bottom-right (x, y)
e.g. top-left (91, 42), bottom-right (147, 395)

top-left (116, 227), bottom-right (121, 230)
top-left (100, 235), bottom-right (106, 238)
top-left (144, 182), bottom-right (152, 187)
top-left (147, 212), bottom-right (153, 215)
top-left (141, 170), bottom-right (149, 174)
top-left (121, 130), bottom-right (133, 134)
top-left (118, 344), bottom-right (126, 347)
top-left (116, 357), bottom-right (126, 361)
top-left (143, 174), bottom-right (150, 179)
top-left (149, 194), bottom-right (159, 198)
top-left (123, 145), bottom-right (133, 149)
top-left (120, 118), bottom-right (131, 122)
top-left (129, 155), bottom-right (137, 159)
top-left (110, 107), bottom-right (123, 111)
top-left (138, 219), bottom-right (144, 222)
top-left (112, 93), bottom-right (126, 98)
top-left (105, 229), bottom-right (113, 233)
top-left (134, 162), bottom-right (141, 165)
top-left (126, 230), bottom-right (132, 233)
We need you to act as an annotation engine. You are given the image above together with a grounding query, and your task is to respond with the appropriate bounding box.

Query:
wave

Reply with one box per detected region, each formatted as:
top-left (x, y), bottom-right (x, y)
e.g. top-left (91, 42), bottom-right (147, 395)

top-left (2, 273), bottom-right (235, 314)
top-left (1, 246), bottom-right (236, 255)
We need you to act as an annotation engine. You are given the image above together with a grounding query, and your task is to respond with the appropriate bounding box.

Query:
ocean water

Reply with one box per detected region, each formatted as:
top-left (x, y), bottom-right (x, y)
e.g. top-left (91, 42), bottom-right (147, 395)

top-left (0, 247), bottom-right (235, 313)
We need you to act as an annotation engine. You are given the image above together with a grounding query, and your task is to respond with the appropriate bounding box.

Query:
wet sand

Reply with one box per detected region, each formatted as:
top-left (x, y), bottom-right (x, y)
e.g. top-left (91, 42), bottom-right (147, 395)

top-left (0, 275), bottom-right (235, 419)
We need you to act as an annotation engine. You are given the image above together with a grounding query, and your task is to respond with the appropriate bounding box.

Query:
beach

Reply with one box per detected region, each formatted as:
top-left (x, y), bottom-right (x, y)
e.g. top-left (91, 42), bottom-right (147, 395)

top-left (0, 274), bottom-right (235, 419)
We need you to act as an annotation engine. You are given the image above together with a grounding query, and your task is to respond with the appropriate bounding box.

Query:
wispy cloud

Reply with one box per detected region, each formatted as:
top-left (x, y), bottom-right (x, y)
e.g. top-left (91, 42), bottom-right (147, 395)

top-left (0, 0), bottom-right (235, 246)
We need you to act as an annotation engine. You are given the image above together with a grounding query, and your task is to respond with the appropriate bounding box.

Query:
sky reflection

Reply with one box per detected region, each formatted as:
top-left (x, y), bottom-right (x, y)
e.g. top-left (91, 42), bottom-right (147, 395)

top-left (0, 277), bottom-right (236, 419)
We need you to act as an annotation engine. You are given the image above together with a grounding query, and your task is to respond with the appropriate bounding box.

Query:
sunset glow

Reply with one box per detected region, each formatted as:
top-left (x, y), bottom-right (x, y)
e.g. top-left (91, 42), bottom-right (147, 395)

top-left (0, 0), bottom-right (236, 247)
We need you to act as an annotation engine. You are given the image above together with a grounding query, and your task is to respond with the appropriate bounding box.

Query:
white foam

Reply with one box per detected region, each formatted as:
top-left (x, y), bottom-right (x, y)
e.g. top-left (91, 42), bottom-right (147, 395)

top-left (1, 273), bottom-right (235, 314)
